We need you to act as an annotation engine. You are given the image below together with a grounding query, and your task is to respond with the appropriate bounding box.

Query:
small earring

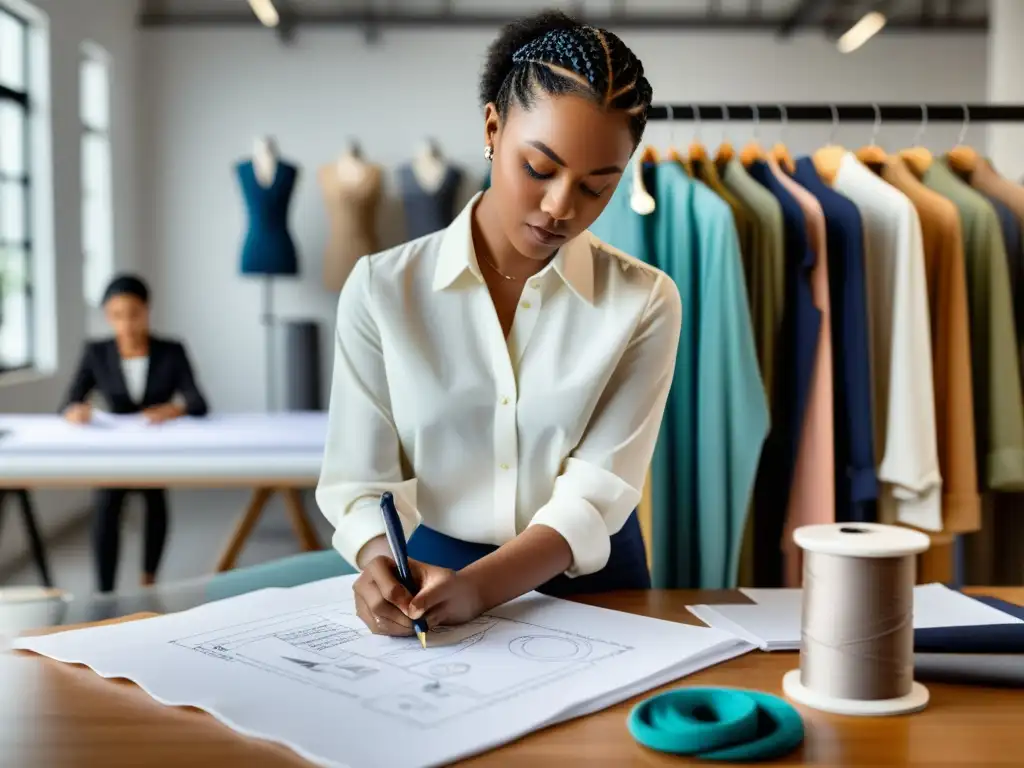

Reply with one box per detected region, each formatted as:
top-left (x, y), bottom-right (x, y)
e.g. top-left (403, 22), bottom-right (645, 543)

top-left (484, 145), bottom-right (494, 162)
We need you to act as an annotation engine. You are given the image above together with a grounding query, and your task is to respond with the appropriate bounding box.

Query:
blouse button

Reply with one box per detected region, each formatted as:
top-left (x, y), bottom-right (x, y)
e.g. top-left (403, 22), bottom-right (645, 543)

top-left (530, 281), bottom-right (541, 290)
top-left (499, 463), bottom-right (510, 470)
top-left (521, 301), bottom-right (532, 310)
top-left (500, 396), bottom-right (510, 405)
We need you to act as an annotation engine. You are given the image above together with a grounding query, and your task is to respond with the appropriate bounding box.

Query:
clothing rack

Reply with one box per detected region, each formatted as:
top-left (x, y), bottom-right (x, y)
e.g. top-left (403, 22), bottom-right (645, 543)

top-left (647, 103), bottom-right (1024, 123)
top-left (644, 100), bottom-right (1024, 589)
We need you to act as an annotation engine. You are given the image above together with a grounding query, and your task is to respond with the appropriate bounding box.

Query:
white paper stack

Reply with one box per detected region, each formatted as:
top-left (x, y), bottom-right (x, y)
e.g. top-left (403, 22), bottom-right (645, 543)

top-left (13, 575), bottom-right (755, 768)
top-left (686, 583), bottom-right (1023, 651)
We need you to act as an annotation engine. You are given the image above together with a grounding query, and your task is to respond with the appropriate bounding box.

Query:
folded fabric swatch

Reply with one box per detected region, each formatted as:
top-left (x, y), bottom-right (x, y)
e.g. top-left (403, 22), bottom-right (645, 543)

top-left (914, 596), bottom-right (1024, 653)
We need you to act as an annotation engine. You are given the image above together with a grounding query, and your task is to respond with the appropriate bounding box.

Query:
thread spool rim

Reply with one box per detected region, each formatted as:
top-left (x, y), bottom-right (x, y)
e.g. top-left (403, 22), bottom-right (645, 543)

top-left (792, 522), bottom-right (930, 558)
top-left (782, 670), bottom-right (929, 716)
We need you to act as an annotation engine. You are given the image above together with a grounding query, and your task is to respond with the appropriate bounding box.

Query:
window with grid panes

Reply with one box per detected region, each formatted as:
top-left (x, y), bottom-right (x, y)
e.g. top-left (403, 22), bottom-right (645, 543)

top-left (0, 6), bottom-right (32, 372)
top-left (81, 42), bottom-right (113, 309)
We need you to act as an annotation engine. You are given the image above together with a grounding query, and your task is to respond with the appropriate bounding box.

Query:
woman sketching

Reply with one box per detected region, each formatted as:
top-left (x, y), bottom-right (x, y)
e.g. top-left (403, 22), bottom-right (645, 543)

top-left (317, 11), bottom-right (680, 635)
top-left (62, 273), bottom-right (209, 593)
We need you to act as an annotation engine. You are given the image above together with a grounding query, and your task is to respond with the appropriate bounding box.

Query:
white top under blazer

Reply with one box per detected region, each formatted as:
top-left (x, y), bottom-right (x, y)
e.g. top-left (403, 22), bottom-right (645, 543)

top-left (315, 193), bottom-right (681, 577)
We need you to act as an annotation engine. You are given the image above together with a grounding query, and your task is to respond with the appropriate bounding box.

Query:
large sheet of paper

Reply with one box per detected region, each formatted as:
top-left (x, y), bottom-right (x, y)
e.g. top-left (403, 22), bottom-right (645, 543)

top-left (13, 575), bottom-right (753, 768)
top-left (0, 412), bottom-right (327, 454)
top-left (687, 583), bottom-right (1023, 651)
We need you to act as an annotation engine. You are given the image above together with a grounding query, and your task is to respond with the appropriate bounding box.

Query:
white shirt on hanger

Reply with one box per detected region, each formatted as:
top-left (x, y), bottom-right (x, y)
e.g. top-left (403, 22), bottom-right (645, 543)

top-left (120, 356), bottom-right (149, 404)
top-left (833, 152), bottom-right (942, 531)
top-left (315, 193), bottom-right (681, 577)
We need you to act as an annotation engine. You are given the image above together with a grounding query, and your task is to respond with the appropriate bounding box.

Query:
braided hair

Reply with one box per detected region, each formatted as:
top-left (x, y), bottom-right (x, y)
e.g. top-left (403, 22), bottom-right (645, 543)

top-left (479, 10), bottom-right (653, 147)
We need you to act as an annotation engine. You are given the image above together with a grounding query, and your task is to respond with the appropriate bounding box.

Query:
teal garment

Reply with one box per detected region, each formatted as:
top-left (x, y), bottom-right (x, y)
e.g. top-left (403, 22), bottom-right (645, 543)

top-left (204, 550), bottom-right (355, 602)
top-left (590, 161), bottom-right (768, 589)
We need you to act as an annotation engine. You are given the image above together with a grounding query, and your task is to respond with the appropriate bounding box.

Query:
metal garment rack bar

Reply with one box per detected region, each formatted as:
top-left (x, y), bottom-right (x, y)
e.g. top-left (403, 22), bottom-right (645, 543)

top-left (647, 104), bottom-right (1024, 122)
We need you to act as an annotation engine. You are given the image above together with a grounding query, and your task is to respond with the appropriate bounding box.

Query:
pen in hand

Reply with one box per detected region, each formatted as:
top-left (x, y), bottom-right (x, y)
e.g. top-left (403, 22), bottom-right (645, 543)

top-left (379, 491), bottom-right (429, 648)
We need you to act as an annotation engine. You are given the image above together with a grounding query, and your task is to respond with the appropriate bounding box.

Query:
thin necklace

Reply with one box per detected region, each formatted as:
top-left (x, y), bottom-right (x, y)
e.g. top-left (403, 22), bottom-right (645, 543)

top-left (479, 251), bottom-right (519, 281)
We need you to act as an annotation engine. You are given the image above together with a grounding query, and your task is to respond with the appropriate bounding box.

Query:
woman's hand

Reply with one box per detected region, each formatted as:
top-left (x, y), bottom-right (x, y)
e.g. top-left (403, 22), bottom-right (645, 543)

top-left (64, 403), bottom-right (92, 424)
top-left (142, 403), bottom-right (185, 424)
top-left (352, 556), bottom-right (485, 636)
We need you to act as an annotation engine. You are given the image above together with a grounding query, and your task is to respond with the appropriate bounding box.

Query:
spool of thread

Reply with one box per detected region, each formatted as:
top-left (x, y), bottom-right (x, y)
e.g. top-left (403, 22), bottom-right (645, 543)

top-left (782, 522), bottom-right (931, 716)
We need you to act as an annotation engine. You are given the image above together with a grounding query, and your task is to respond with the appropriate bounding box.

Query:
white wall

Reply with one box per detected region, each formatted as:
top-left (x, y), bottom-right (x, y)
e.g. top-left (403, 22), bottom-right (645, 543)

top-left (988, 0), bottom-right (1024, 178)
top-left (138, 27), bottom-right (987, 414)
top-left (0, 0), bottom-right (139, 573)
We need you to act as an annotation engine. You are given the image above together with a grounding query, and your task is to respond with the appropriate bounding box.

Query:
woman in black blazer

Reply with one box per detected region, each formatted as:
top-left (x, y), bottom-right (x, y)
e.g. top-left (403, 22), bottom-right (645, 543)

top-left (62, 274), bottom-right (209, 593)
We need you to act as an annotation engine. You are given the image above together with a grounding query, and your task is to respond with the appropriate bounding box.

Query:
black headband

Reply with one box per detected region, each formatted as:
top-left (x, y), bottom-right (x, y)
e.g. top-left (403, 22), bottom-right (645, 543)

top-left (102, 274), bottom-right (150, 306)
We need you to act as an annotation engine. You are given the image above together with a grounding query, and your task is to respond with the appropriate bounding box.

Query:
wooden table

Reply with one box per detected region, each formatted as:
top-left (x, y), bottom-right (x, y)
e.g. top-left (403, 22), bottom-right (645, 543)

top-left (4, 587), bottom-right (1022, 766)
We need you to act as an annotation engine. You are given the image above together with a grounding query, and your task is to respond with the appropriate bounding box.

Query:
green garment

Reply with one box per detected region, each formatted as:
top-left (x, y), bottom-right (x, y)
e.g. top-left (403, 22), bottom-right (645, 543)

top-left (692, 157), bottom-right (756, 270)
top-left (923, 160), bottom-right (1024, 491)
top-left (721, 158), bottom-right (786, 402)
top-left (589, 161), bottom-right (769, 589)
top-left (719, 158), bottom-right (786, 589)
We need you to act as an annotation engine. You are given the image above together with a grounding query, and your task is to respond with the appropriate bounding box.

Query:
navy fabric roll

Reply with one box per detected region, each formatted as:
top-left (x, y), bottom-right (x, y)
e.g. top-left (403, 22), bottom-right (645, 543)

top-left (915, 596), bottom-right (1024, 654)
top-left (406, 511), bottom-right (651, 596)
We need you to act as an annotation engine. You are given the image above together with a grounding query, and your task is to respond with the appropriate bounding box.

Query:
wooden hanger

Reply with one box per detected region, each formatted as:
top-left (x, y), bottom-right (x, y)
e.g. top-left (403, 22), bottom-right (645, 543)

top-left (671, 106), bottom-right (705, 176)
top-left (946, 106), bottom-right (978, 175)
top-left (900, 146), bottom-right (933, 177)
top-left (947, 145), bottom-right (979, 174)
top-left (855, 104), bottom-right (887, 166)
top-left (740, 105), bottom-right (766, 167)
top-left (637, 144), bottom-right (660, 165)
top-left (770, 143), bottom-right (795, 173)
top-left (812, 146), bottom-right (845, 185)
top-left (812, 105), bottom-right (845, 185)
top-left (665, 144), bottom-right (688, 172)
top-left (714, 106), bottom-right (735, 169)
top-left (767, 105), bottom-right (796, 173)
top-left (898, 105), bottom-right (933, 177)
top-left (715, 139), bottom-right (735, 167)
top-left (660, 105), bottom-right (690, 173)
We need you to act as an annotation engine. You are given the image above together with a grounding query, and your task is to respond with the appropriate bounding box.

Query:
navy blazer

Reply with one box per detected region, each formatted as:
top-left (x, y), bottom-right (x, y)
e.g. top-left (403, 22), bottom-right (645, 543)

top-left (62, 336), bottom-right (208, 416)
top-left (793, 157), bottom-right (879, 523)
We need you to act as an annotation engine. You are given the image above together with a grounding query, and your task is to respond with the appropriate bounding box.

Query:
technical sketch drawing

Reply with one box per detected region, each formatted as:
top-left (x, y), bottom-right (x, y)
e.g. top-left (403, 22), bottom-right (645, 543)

top-left (170, 600), bottom-right (634, 727)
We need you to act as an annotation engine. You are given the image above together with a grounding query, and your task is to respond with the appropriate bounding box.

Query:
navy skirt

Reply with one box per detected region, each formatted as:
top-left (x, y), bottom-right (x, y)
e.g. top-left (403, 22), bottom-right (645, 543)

top-left (406, 511), bottom-right (651, 597)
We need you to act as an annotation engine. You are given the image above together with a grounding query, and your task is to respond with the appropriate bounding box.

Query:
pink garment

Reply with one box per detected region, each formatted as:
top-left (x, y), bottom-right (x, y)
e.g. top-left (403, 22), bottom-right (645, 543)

top-left (768, 158), bottom-right (835, 587)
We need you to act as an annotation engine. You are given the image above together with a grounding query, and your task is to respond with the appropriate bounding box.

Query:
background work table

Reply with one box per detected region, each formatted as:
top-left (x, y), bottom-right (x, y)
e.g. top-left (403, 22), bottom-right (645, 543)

top-left (0, 412), bottom-right (328, 572)
top-left (3, 587), bottom-right (1022, 767)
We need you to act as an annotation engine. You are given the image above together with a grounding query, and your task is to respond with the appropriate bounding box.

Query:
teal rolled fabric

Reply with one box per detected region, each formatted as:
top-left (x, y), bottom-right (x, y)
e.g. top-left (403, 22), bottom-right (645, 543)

top-left (627, 687), bottom-right (804, 762)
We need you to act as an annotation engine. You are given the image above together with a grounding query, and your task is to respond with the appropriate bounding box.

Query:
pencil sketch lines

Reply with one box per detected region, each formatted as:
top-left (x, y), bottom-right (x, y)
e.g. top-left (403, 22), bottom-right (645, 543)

top-left (508, 635), bottom-right (593, 662)
top-left (169, 601), bottom-right (634, 728)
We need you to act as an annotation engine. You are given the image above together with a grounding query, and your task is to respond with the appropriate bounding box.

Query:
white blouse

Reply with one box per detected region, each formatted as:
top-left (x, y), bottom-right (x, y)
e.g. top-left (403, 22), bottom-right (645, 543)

top-left (833, 153), bottom-right (941, 531)
top-left (315, 193), bottom-right (681, 577)
top-left (120, 356), bottom-right (149, 404)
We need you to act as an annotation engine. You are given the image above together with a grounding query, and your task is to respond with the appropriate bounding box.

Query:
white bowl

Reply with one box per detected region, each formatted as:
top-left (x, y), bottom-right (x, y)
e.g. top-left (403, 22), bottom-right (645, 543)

top-left (0, 586), bottom-right (73, 641)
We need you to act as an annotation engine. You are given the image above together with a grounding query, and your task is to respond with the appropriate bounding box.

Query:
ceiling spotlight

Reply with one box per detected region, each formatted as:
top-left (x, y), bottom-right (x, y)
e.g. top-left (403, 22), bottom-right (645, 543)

top-left (248, 0), bottom-right (280, 28)
top-left (837, 11), bottom-right (887, 54)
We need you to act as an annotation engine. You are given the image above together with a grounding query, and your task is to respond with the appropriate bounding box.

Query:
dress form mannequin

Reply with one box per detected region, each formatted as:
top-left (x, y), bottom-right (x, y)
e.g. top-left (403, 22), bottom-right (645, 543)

top-left (411, 138), bottom-right (448, 193)
top-left (252, 136), bottom-right (279, 187)
top-left (235, 137), bottom-right (301, 411)
top-left (398, 139), bottom-right (463, 239)
top-left (235, 137), bottom-right (299, 275)
top-left (318, 140), bottom-right (383, 292)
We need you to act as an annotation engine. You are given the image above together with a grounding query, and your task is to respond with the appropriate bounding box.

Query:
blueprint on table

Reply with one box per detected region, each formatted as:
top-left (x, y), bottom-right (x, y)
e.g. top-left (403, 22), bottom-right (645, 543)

top-left (13, 575), bottom-right (754, 768)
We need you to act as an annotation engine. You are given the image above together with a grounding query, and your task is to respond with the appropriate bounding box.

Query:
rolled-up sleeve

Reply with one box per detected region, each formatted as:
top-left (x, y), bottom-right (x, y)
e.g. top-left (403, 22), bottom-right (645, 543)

top-left (529, 272), bottom-right (682, 577)
top-left (315, 256), bottom-right (421, 568)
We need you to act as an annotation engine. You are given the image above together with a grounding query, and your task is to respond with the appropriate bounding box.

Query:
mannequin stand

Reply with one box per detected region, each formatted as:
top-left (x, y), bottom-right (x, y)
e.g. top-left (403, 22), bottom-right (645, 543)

top-left (262, 276), bottom-right (275, 413)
